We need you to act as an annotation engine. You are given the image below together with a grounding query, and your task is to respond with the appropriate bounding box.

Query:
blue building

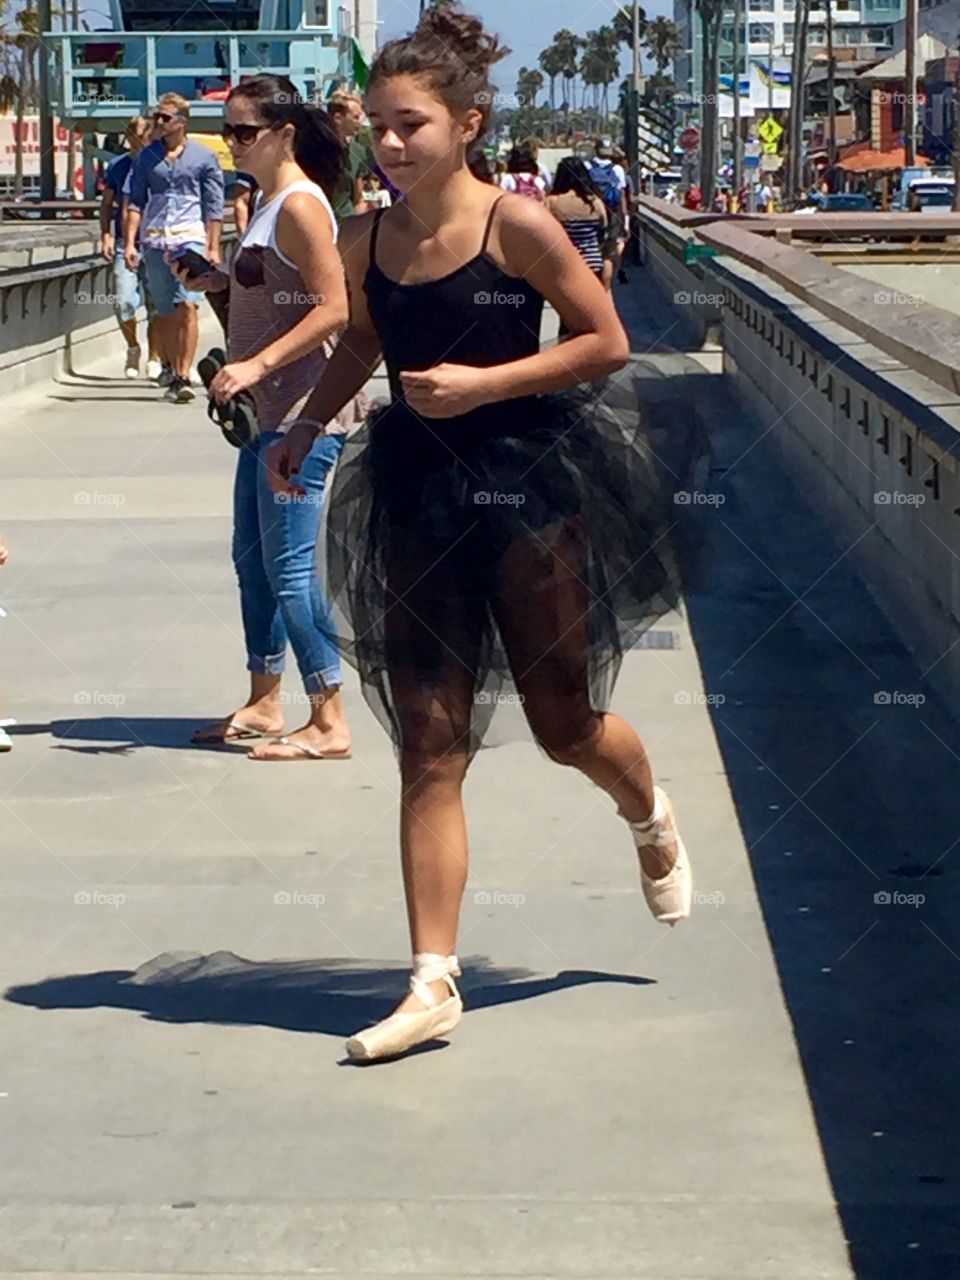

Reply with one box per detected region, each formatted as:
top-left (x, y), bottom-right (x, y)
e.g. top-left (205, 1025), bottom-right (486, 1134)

top-left (47, 0), bottom-right (377, 134)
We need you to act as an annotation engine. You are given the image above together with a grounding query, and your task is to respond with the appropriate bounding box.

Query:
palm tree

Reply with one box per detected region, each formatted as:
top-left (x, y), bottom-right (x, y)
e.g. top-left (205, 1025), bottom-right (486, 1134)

top-left (645, 17), bottom-right (680, 82)
top-left (515, 66), bottom-right (544, 111)
top-left (613, 3), bottom-right (648, 52)
top-left (552, 28), bottom-right (583, 128)
top-left (539, 41), bottom-right (565, 137)
top-left (695, 0), bottom-right (723, 205)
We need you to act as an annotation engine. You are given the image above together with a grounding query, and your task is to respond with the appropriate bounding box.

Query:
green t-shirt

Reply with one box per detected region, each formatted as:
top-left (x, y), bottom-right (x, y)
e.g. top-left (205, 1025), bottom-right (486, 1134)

top-left (332, 141), bottom-right (372, 222)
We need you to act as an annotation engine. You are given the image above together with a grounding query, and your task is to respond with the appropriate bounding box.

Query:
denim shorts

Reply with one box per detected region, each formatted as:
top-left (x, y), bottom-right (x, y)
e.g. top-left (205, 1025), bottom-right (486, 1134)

top-left (141, 243), bottom-right (206, 316)
top-left (113, 251), bottom-right (148, 323)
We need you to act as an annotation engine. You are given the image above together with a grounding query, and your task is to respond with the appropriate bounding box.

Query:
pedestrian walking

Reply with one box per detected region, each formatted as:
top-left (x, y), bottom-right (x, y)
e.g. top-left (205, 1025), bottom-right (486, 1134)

top-left (176, 76), bottom-right (352, 762)
top-left (498, 144), bottom-right (546, 200)
top-left (268, 3), bottom-right (694, 1063)
top-left (99, 115), bottom-right (159, 379)
top-left (126, 93), bottom-right (225, 404)
top-left (545, 155), bottom-right (610, 303)
top-left (588, 138), bottom-right (629, 283)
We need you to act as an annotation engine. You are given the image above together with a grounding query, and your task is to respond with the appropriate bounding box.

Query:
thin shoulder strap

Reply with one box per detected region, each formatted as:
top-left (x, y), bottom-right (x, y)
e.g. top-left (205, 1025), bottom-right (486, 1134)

top-left (480, 194), bottom-right (508, 255)
top-left (368, 206), bottom-right (385, 271)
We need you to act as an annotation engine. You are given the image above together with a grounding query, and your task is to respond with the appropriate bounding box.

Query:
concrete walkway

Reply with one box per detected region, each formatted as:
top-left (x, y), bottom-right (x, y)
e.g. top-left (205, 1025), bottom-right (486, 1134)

top-left (0, 277), bottom-right (955, 1279)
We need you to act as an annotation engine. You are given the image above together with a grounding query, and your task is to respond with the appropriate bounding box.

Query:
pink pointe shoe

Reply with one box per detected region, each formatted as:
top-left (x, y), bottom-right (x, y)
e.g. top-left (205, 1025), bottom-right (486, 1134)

top-left (345, 953), bottom-right (463, 1062)
top-left (624, 786), bottom-right (693, 926)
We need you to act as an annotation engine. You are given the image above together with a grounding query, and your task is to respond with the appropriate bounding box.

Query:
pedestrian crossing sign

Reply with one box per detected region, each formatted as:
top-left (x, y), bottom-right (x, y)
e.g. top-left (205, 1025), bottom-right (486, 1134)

top-left (757, 116), bottom-right (784, 148)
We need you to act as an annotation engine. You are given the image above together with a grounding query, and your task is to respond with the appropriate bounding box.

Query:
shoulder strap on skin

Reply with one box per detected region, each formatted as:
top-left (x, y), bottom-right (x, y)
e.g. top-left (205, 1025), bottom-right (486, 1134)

top-left (368, 205), bottom-right (385, 271)
top-left (480, 194), bottom-right (508, 255)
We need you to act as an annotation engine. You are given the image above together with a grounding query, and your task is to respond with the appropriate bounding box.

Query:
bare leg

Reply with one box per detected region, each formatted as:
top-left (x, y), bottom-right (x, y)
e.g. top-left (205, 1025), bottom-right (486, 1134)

top-left (175, 302), bottom-right (199, 379)
top-left (119, 317), bottom-right (138, 349)
top-left (494, 519), bottom-right (678, 880)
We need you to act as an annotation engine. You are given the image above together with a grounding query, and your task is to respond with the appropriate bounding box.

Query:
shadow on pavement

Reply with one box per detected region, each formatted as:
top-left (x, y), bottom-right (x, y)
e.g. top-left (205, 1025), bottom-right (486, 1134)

top-left (13, 718), bottom-right (261, 753)
top-left (4, 952), bottom-right (654, 1039)
top-left (685, 369), bottom-right (960, 1279)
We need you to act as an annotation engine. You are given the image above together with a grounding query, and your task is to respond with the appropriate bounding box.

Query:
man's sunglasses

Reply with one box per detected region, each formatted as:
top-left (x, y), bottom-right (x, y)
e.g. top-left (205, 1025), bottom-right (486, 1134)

top-left (153, 110), bottom-right (181, 123)
top-left (222, 121), bottom-right (278, 146)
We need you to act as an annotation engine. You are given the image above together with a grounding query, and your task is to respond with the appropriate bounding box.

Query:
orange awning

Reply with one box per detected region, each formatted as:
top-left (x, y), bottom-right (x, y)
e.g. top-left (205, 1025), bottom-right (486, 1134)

top-left (837, 142), bottom-right (931, 173)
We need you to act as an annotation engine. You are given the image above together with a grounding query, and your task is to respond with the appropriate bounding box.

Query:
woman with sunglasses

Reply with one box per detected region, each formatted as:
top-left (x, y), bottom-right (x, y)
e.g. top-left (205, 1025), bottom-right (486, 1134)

top-left (178, 76), bottom-right (353, 761)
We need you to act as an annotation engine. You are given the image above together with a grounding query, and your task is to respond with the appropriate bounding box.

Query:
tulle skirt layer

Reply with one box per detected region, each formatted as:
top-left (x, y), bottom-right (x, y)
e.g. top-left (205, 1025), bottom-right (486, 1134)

top-left (323, 358), bottom-right (710, 759)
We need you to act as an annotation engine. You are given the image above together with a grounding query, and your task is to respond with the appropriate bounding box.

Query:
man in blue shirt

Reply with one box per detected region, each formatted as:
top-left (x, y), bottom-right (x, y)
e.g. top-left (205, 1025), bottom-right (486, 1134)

top-left (127, 93), bottom-right (225, 403)
top-left (99, 116), bottom-right (157, 379)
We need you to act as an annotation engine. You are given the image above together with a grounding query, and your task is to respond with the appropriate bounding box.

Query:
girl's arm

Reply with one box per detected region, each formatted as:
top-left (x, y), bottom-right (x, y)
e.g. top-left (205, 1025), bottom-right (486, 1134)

top-left (267, 212), bottom-right (384, 494)
top-left (207, 192), bottom-right (350, 402)
top-left (400, 196), bottom-right (629, 419)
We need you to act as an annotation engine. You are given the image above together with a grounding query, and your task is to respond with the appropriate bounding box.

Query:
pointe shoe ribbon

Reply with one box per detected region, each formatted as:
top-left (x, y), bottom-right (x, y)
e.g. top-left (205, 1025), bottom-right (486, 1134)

top-left (345, 952), bottom-right (463, 1062)
top-left (624, 787), bottom-right (693, 926)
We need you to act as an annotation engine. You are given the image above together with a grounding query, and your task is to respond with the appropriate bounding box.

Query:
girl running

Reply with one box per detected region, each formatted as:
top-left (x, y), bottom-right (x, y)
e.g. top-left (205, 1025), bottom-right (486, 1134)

top-left (269, 5), bottom-right (694, 1061)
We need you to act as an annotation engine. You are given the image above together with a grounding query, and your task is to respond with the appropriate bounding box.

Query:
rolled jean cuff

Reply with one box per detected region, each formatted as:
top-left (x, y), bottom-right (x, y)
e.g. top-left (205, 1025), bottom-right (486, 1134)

top-left (247, 650), bottom-right (286, 677)
top-left (303, 666), bottom-right (342, 696)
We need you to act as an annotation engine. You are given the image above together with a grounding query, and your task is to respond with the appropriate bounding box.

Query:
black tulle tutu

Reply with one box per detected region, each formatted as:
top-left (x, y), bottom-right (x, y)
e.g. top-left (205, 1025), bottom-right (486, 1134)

top-left (322, 356), bottom-right (709, 759)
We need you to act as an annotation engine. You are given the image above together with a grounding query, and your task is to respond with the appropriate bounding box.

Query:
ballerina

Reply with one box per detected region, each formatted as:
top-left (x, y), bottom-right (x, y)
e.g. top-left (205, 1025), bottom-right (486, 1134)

top-left (268, 3), bottom-right (694, 1062)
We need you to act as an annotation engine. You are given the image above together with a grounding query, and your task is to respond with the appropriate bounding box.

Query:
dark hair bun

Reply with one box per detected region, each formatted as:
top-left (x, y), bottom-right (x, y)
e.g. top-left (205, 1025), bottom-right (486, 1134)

top-left (417, 5), bottom-right (509, 77)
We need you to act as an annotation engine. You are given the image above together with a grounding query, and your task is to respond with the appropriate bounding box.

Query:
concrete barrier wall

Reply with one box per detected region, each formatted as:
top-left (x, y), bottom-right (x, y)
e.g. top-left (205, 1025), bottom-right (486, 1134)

top-left (636, 205), bottom-right (724, 350)
top-left (0, 226), bottom-right (238, 393)
top-left (642, 211), bottom-right (960, 705)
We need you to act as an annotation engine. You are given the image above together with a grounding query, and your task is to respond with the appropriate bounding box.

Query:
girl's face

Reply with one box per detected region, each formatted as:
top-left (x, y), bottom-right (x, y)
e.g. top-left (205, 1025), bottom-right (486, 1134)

top-left (225, 96), bottom-right (291, 181)
top-left (365, 75), bottom-right (480, 194)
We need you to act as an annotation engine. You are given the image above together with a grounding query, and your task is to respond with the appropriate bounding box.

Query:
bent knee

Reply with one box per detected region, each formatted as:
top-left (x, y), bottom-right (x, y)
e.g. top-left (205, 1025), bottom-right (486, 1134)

top-left (533, 715), bottom-right (603, 767)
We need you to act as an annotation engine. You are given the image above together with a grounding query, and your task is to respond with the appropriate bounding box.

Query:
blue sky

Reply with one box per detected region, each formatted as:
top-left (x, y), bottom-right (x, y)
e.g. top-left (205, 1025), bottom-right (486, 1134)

top-left (379, 0), bottom-right (673, 97)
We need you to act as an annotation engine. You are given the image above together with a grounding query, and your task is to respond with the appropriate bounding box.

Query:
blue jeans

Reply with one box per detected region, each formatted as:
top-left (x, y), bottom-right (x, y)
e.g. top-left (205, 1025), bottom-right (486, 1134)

top-left (232, 430), bottom-right (344, 695)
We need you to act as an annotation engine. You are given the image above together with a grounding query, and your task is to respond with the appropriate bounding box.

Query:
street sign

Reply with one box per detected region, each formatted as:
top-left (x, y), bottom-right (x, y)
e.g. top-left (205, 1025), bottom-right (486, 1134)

top-left (757, 116), bottom-right (784, 147)
top-left (744, 153), bottom-right (761, 169)
top-left (679, 127), bottom-right (701, 151)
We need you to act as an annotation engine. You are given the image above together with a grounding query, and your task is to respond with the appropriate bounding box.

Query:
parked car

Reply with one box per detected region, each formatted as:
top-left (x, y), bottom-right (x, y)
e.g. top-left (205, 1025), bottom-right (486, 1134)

top-left (816, 193), bottom-right (876, 212)
top-left (904, 182), bottom-right (956, 213)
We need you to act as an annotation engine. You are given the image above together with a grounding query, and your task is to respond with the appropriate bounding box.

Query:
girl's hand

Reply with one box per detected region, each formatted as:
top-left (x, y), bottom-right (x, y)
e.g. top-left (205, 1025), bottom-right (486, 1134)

top-left (209, 359), bottom-right (265, 403)
top-left (399, 363), bottom-right (489, 418)
top-left (265, 422), bottom-right (321, 496)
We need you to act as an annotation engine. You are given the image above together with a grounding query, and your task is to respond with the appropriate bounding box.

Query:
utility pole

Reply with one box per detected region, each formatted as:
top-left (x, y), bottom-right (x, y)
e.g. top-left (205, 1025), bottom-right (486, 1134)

top-left (627, 0), bottom-right (641, 183)
top-left (38, 0), bottom-right (55, 200)
top-left (733, 0), bottom-right (743, 194)
top-left (904, 0), bottom-right (917, 164)
top-left (825, 0), bottom-right (836, 178)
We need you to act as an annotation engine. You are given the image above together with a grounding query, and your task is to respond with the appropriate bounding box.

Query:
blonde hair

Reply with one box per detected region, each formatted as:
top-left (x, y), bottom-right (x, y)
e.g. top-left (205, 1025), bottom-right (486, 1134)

top-left (158, 92), bottom-right (190, 120)
top-left (329, 90), bottom-right (363, 113)
top-left (126, 114), bottom-right (151, 139)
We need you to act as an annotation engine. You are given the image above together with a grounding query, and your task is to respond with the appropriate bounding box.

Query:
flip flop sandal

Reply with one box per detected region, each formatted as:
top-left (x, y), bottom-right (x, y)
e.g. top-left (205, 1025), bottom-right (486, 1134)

top-left (191, 718), bottom-right (271, 745)
top-left (0, 718), bottom-right (16, 753)
top-left (248, 736), bottom-right (353, 762)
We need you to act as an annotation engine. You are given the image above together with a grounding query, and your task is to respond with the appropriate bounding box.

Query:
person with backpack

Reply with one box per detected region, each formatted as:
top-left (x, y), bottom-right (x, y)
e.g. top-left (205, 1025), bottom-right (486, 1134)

top-left (588, 138), bottom-right (629, 285)
top-left (498, 145), bottom-right (546, 201)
